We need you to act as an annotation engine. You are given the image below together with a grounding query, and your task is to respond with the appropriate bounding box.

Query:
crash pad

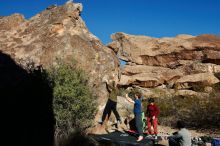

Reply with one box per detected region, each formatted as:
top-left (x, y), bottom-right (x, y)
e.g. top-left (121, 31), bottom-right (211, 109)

top-left (92, 131), bottom-right (154, 146)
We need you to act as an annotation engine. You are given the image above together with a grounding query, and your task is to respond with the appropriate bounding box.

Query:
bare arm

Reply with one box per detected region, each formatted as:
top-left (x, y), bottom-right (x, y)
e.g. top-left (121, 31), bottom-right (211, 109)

top-left (105, 79), bottom-right (114, 91)
top-left (104, 79), bottom-right (112, 92)
top-left (107, 82), bottom-right (114, 90)
top-left (125, 94), bottom-right (135, 104)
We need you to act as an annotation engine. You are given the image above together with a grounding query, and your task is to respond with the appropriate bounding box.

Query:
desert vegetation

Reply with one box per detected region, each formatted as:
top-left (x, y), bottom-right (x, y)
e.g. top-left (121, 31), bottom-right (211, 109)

top-left (149, 88), bottom-right (220, 130)
top-left (46, 60), bottom-right (97, 146)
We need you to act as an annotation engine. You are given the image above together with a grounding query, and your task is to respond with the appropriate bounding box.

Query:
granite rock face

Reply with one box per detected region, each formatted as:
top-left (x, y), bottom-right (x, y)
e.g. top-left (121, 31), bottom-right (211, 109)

top-left (1, 1), bottom-right (220, 134)
top-left (108, 32), bottom-right (220, 96)
top-left (0, 2), bottom-right (120, 101)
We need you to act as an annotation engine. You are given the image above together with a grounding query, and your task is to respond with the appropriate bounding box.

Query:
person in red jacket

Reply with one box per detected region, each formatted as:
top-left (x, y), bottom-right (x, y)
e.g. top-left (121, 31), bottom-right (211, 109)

top-left (146, 98), bottom-right (160, 136)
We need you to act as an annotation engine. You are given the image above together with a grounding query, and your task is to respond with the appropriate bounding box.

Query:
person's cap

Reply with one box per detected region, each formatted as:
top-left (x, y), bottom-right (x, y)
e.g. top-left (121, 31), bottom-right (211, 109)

top-left (148, 98), bottom-right (154, 103)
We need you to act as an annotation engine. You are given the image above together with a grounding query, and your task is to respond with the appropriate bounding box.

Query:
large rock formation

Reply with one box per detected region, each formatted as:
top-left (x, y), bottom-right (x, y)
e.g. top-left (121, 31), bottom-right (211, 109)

top-left (108, 33), bottom-right (220, 96)
top-left (0, 3), bottom-right (124, 135)
top-left (1, 1), bottom-right (220, 135)
top-left (0, 2), bottom-right (120, 101)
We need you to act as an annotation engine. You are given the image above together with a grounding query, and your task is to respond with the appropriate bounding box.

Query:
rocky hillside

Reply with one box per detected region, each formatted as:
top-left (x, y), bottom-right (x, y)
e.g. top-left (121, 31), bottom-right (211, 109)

top-left (108, 33), bottom-right (220, 97)
top-left (0, 2), bottom-right (120, 102)
top-left (1, 1), bottom-right (220, 133)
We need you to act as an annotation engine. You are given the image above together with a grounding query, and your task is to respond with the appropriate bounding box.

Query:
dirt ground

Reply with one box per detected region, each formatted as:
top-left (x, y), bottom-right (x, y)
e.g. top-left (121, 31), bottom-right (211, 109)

top-left (90, 122), bottom-right (219, 146)
top-left (157, 125), bottom-right (220, 146)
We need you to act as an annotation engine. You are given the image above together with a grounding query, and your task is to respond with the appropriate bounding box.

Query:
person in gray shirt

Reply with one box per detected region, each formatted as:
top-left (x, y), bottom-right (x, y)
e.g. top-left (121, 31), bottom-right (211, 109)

top-left (168, 121), bottom-right (191, 146)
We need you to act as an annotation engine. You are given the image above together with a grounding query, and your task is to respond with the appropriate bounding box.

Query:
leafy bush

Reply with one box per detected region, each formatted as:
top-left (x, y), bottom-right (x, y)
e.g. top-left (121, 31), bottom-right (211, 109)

top-left (48, 61), bottom-right (97, 144)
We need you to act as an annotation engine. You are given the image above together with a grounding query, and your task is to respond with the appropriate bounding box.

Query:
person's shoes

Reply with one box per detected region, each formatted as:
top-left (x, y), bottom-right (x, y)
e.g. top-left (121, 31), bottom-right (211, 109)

top-left (146, 135), bottom-right (153, 138)
top-left (115, 120), bottom-right (121, 129)
top-left (137, 136), bottom-right (144, 142)
top-left (117, 120), bottom-right (122, 124)
top-left (98, 121), bottom-right (103, 125)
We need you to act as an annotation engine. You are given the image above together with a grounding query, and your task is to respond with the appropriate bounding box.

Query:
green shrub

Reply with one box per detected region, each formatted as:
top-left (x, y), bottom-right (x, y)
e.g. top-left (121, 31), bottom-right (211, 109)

top-left (48, 61), bottom-right (97, 144)
top-left (151, 94), bottom-right (220, 129)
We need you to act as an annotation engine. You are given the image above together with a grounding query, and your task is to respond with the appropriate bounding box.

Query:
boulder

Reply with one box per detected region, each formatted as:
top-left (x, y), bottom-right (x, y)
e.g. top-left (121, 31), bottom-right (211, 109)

top-left (175, 73), bottom-right (219, 90)
top-left (0, 2), bottom-right (119, 105)
top-left (109, 32), bottom-right (220, 93)
top-left (119, 65), bottom-right (183, 87)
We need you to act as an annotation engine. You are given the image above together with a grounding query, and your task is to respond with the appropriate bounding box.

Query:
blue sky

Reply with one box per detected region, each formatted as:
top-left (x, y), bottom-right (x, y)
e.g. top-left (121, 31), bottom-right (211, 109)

top-left (0, 0), bottom-right (220, 44)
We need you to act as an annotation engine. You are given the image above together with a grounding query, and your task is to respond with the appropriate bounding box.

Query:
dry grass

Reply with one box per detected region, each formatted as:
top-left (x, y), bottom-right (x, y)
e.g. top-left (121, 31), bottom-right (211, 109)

top-left (147, 91), bottom-right (220, 130)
